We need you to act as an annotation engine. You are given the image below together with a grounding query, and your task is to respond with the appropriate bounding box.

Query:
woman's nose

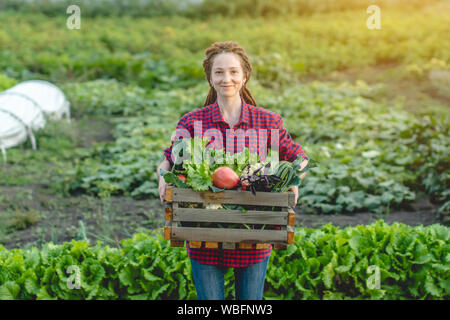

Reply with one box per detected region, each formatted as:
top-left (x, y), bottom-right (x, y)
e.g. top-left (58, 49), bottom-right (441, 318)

top-left (223, 72), bottom-right (234, 82)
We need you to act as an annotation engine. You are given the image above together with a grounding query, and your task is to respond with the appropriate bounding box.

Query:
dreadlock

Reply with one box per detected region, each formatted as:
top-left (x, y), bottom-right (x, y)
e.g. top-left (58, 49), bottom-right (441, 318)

top-left (202, 41), bottom-right (258, 107)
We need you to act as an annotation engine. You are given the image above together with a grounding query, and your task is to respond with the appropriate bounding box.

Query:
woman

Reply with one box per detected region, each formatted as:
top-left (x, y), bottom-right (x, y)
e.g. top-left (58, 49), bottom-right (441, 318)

top-left (157, 41), bottom-right (308, 300)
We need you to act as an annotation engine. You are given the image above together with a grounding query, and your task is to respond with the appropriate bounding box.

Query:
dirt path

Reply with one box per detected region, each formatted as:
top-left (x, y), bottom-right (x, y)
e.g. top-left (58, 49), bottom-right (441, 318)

top-left (0, 185), bottom-right (164, 249)
top-left (296, 193), bottom-right (442, 229)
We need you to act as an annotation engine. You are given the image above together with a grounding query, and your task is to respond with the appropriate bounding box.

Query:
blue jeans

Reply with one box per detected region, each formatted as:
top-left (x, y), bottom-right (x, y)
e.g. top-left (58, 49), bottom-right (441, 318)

top-left (189, 257), bottom-right (270, 300)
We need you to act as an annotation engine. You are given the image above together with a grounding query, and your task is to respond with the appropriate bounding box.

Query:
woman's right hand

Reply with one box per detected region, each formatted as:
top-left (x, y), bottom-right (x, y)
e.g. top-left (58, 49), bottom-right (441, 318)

top-left (158, 176), bottom-right (168, 203)
top-left (157, 158), bottom-right (172, 203)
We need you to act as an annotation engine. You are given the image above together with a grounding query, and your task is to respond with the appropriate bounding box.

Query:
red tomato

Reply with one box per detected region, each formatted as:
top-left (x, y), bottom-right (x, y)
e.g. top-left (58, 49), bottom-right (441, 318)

top-left (177, 174), bottom-right (187, 182)
top-left (212, 166), bottom-right (240, 189)
top-left (241, 181), bottom-right (249, 191)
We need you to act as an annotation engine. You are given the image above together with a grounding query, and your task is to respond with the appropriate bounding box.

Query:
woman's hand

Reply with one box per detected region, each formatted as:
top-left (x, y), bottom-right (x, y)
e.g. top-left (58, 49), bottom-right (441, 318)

top-left (289, 185), bottom-right (299, 205)
top-left (158, 176), bottom-right (167, 203)
top-left (157, 158), bottom-right (172, 203)
top-left (289, 159), bottom-right (308, 206)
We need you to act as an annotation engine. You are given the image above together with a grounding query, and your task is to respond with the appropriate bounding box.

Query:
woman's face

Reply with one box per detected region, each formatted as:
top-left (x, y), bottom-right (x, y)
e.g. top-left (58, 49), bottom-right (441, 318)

top-left (211, 52), bottom-right (246, 99)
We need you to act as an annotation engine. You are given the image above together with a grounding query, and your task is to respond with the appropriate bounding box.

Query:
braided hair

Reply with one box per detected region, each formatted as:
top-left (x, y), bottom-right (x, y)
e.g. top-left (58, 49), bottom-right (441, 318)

top-left (202, 41), bottom-right (258, 107)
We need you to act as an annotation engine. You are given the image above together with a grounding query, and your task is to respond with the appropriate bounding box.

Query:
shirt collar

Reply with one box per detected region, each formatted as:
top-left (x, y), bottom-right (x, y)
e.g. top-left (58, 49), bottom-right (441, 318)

top-left (212, 96), bottom-right (250, 126)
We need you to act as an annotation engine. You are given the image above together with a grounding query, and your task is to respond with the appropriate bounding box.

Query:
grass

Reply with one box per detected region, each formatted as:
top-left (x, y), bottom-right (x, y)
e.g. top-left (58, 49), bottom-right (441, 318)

top-left (0, 120), bottom-right (79, 186)
top-left (0, 207), bottom-right (41, 242)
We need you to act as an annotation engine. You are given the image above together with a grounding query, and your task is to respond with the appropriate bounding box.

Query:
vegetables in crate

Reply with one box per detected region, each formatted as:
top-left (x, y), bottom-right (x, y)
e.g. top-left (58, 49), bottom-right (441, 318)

top-left (212, 166), bottom-right (240, 189)
top-left (160, 137), bottom-right (310, 194)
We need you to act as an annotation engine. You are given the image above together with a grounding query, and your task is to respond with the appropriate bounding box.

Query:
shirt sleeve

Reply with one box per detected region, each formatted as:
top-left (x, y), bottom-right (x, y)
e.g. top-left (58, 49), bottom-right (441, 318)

top-left (272, 113), bottom-right (308, 162)
top-left (164, 114), bottom-right (193, 166)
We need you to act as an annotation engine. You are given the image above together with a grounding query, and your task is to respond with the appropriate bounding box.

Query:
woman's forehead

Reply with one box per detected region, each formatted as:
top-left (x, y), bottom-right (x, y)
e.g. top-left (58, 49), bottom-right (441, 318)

top-left (213, 53), bottom-right (242, 69)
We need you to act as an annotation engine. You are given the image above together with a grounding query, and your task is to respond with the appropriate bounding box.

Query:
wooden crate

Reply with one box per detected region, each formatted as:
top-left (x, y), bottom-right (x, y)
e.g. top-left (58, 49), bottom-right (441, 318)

top-left (164, 186), bottom-right (296, 250)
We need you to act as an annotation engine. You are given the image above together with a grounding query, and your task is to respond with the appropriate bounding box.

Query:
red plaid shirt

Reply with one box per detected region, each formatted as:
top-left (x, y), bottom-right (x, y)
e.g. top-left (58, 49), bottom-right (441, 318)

top-left (164, 97), bottom-right (308, 267)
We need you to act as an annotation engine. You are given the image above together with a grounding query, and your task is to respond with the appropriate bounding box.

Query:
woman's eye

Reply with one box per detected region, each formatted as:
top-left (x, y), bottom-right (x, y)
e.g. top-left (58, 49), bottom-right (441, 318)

top-left (215, 71), bottom-right (238, 74)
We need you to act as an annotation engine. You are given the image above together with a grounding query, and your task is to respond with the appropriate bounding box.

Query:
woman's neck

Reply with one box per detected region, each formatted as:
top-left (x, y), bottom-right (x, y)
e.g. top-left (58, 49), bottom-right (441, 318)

top-left (217, 95), bottom-right (242, 120)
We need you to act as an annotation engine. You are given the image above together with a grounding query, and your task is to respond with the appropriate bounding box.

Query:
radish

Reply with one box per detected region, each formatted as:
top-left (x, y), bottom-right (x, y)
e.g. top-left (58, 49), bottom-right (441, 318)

top-left (212, 166), bottom-right (240, 189)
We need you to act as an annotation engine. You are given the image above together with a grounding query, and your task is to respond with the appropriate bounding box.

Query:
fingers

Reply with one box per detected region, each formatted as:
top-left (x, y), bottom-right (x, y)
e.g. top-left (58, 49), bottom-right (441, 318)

top-left (299, 159), bottom-right (309, 171)
top-left (289, 186), bottom-right (299, 205)
top-left (159, 179), bottom-right (166, 203)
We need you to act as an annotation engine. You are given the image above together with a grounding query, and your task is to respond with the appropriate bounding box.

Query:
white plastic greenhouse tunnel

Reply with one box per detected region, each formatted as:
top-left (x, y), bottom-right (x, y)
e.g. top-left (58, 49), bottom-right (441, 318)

top-left (0, 80), bottom-right (71, 162)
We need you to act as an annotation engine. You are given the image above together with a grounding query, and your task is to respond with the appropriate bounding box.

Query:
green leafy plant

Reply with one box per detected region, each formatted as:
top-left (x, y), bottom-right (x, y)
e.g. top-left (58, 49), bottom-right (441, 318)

top-left (0, 220), bottom-right (448, 300)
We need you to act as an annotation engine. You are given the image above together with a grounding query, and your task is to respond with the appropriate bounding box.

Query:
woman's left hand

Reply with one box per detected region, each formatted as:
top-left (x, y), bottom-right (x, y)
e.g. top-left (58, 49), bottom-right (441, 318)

top-left (289, 185), bottom-right (298, 205)
top-left (289, 159), bottom-right (308, 206)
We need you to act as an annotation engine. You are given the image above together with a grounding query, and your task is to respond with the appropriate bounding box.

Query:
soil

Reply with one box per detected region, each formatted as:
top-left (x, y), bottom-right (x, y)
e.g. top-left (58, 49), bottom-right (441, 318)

top-left (74, 115), bottom-right (115, 148)
top-left (0, 184), bottom-right (164, 250)
top-left (295, 194), bottom-right (442, 229)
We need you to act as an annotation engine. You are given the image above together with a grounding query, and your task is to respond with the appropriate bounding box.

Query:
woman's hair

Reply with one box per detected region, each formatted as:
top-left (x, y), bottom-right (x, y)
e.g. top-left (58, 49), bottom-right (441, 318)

top-left (202, 41), bottom-right (258, 107)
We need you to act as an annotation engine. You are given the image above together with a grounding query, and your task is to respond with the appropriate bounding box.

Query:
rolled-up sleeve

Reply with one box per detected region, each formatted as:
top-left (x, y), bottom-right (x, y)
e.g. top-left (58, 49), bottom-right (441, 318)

top-left (164, 115), bottom-right (193, 166)
top-left (272, 113), bottom-right (308, 162)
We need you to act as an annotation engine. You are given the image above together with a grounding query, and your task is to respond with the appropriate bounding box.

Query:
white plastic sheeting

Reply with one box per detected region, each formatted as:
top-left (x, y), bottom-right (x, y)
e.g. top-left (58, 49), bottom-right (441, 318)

top-left (0, 80), bottom-right (71, 162)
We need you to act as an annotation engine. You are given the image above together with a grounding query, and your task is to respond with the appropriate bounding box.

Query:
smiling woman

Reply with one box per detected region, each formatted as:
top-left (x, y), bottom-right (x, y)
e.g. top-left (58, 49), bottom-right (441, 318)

top-left (156, 40), bottom-right (309, 301)
top-left (209, 53), bottom-right (247, 129)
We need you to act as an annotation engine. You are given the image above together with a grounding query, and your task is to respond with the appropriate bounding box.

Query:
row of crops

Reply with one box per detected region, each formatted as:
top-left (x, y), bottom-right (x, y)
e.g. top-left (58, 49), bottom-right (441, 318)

top-left (43, 78), bottom-right (446, 216)
top-left (0, 220), bottom-right (448, 300)
top-left (1, 7), bottom-right (449, 86)
top-left (1, 75), bottom-right (448, 215)
top-left (0, 0), bottom-right (445, 18)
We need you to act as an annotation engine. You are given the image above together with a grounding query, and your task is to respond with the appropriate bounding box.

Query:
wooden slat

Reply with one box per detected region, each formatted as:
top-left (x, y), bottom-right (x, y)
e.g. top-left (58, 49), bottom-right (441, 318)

top-left (238, 243), bottom-right (253, 249)
top-left (287, 225), bottom-right (295, 244)
top-left (164, 227), bottom-right (171, 240)
top-left (205, 242), bottom-right (219, 249)
top-left (173, 207), bottom-right (288, 225)
top-left (170, 187), bottom-right (295, 207)
top-left (288, 208), bottom-right (295, 226)
top-left (222, 242), bottom-right (236, 250)
top-left (165, 207), bottom-right (173, 221)
top-left (288, 193), bottom-right (296, 207)
top-left (256, 243), bottom-right (271, 249)
top-left (165, 187), bottom-right (173, 202)
top-left (170, 240), bottom-right (184, 247)
top-left (287, 232), bottom-right (294, 244)
top-left (171, 226), bottom-right (287, 243)
top-left (188, 241), bottom-right (202, 248)
top-left (273, 243), bottom-right (287, 250)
